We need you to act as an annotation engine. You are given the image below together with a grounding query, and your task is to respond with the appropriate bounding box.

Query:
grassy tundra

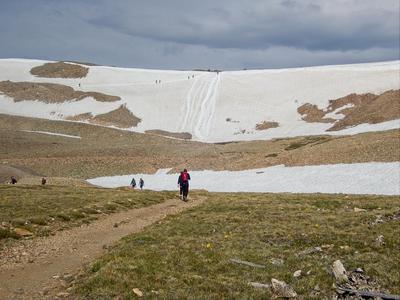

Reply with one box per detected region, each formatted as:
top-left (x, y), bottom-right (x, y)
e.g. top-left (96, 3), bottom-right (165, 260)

top-left (0, 185), bottom-right (172, 241)
top-left (69, 192), bottom-right (400, 299)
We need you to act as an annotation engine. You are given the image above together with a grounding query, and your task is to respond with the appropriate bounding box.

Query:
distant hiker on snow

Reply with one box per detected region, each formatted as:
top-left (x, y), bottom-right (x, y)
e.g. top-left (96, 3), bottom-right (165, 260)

top-left (10, 176), bottom-right (17, 184)
top-left (130, 177), bottom-right (136, 189)
top-left (139, 178), bottom-right (144, 190)
top-left (177, 169), bottom-right (191, 201)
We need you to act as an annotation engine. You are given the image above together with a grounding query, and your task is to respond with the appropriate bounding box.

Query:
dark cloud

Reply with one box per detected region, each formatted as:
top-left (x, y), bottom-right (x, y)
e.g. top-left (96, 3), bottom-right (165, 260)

top-left (0, 0), bottom-right (398, 69)
top-left (83, 0), bottom-right (398, 51)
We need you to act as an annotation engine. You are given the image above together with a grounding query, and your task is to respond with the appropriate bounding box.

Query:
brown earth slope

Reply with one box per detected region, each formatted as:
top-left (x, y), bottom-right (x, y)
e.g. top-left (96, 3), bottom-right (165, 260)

top-left (0, 164), bottom-right (42, 183)
top-left (0, 114), bottom-right (398, 179)
top-left (0, 81), bottom-right (121, 103)
top-left (90, 105), bottom-right (141, 128)
top-left (328, 90), bottom-right (400, 131)
top-left (67, 105), bottom-right (141, 128)
top-left (30, 62), bottom-right (88, 78)
top-left (145, 129), bottom-right (192, 140)
top-left (298, 89), bottom-right (400, 130)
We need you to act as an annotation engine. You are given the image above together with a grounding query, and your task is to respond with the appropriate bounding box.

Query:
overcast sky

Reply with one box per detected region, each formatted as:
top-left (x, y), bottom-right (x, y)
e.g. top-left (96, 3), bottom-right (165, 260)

top-left (0, 0), bottom-right (399, 70)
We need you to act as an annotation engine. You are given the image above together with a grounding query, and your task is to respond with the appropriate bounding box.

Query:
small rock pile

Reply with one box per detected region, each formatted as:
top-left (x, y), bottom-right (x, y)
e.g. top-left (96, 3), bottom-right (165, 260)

top-left (332, 260), bottom-right (395, 299)
top-left (369, 209), bottom-right (400, 227)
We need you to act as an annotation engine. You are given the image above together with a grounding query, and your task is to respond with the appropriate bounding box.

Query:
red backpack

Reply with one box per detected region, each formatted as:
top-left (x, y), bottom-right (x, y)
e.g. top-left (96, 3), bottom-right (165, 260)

top-left (182, 172), bottom-right (189, 182)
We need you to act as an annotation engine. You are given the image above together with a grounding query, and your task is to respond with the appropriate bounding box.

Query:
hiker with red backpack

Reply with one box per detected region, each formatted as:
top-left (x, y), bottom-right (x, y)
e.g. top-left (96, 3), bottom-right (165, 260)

top-left (177, 169), bottom-right (191, 201)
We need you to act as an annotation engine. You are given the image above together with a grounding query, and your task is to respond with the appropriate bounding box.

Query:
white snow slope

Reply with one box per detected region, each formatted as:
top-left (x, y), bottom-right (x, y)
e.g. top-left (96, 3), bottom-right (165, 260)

top-left (87, 162), bottom-right (400, 195)
top-left (0, 59), bottom-right (399, 142)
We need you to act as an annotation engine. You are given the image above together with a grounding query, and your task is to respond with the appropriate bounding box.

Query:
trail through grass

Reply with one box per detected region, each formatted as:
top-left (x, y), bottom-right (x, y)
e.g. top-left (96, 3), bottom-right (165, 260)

top-left (71, 192), bottom-right (400, 299)
top-left (0, 185), bottom-right (172, 241)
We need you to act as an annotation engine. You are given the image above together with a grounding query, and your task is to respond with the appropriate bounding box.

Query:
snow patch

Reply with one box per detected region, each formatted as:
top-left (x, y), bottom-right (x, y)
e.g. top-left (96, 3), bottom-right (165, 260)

top-left (324, 103), bottom-right (355, 120)
top-left (20, 130), bottom-right (81, 139)
top-left (87, 162), bottom-right (400, 195)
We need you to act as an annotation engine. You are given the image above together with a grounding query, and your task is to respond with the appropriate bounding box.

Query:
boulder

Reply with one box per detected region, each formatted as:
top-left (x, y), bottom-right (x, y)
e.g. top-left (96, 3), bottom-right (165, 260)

top-left (332, 260), bottom-right (348, 283)
top-left (271, 278), bottom-right (297, 298)
top-left (13, 227), bottom-right (33, 237)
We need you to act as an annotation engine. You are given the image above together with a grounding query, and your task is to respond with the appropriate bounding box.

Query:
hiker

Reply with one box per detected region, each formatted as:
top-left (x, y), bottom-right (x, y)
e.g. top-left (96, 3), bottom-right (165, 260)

top-left (178, 169), bottom-right (191, 201)
top-left (177, 171), bottom-right (183, 197)
top-left (41, 177), bottom-right (47, 185)
top-left (130, 177), bottom-right (136, 189)
top-left (10, 176), bottom-right (17, 184)
top-left (139, 178), bottom-right (144, 190)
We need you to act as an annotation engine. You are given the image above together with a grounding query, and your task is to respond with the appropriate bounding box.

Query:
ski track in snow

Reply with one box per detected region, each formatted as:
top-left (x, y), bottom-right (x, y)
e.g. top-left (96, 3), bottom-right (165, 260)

top-left (180, 77), bottom-right (200, 132)
top-left (180, 73), bottom-right (220, 140)
top-left (193, 74), bottom-right (220, 140)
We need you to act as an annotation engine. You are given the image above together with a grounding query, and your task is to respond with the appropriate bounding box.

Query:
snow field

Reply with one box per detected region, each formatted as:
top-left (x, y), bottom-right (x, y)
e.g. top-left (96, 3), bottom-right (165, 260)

top-left (0, 59), bottom-right (399, 142)
top-left (87, 162), bottom-right (400, 195)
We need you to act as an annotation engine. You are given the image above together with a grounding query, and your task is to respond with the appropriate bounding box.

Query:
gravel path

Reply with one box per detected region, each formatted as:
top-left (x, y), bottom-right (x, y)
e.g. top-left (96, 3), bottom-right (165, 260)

top-left (0, 195), bottom-right (206, 300)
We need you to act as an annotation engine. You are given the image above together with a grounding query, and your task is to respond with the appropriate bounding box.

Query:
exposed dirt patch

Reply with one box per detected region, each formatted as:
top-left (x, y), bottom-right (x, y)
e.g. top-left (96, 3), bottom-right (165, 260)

top-left (255, 121), bottom-right (279, 131)
top-left (0, 81), bottom-right (120, 103)
top-left (66, 105), bottom-right (141, 128)
top-left (65, 113), bottom-right (93, 122)
top-left (297, 89), bottom-right (400, 131)
top-left (91, 105), bottom-right (141, 128)
top-left (328, 90), bottom-right (400, 131)
top-left (145, 129), bottom-right (192, 140)
top-left (30, 62), bottom-right (88, 78)
top-left (78, 91), bottom-right (120, 103)
top-left (297, 103), bottom-right (335, 123)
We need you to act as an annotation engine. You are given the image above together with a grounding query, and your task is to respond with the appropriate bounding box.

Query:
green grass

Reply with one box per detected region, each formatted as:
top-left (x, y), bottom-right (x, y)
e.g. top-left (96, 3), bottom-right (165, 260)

top-left (72, 192), bottom-right (400, 299)
top-left (0, 185), bottom-right (173, 239)
top-left (0, 228), bottom-right (20, 239)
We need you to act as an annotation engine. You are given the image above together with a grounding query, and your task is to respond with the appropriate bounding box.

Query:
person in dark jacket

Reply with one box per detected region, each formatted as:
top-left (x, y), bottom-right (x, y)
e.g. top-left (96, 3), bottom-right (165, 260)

top-left (10, 176), bottom-right (17, 184)
top-left (130, 177), bottom-right (136, 189)
top-left (177, 172), bottom-right (183, 197)
top-left (177, 169), bottom-right (191, 201)
top-left (139, 178), bottom-right (144, 190)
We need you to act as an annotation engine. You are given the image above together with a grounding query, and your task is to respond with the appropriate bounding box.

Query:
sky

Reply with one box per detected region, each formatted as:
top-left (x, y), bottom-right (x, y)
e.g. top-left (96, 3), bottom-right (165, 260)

top-left (0, 0), bottom-right (399, 70)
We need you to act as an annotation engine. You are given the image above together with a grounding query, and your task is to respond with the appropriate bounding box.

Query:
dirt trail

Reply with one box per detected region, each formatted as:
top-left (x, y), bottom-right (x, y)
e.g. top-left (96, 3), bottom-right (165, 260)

top-left (0, 195), bottom-right (206, 300)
